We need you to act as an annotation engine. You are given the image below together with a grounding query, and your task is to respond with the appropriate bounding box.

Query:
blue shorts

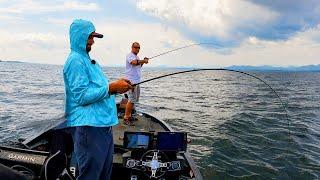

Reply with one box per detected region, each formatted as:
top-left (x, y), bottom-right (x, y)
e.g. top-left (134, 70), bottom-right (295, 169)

top-left (71, 126), bottom-right (113, 180)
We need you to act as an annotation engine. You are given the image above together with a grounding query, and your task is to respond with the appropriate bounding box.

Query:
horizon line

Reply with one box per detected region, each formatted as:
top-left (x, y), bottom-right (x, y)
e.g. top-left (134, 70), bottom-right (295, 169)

top-left (1, 60), bottom-right (320, 69)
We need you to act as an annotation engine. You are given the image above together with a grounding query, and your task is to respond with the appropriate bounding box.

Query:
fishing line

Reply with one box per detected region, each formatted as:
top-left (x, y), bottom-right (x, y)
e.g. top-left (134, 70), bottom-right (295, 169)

top-left (148, 42), bottom-right (225, 60)
top-left (133, 68), bottom-right (291, 138)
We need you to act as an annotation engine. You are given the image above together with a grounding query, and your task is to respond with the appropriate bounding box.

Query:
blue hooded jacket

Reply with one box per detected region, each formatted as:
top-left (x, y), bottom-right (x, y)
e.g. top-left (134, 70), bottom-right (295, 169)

top-left (63, 19), bottom-right (118, 127)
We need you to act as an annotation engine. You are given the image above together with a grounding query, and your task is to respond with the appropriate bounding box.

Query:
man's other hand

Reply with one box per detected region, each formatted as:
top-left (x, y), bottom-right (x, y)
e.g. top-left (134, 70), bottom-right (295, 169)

top-left (143, 57), bottom-right (149, 64)
top-left (109, 79), bottom-right (132, 94)
top-left (120, 78), bottom-right (132, 86)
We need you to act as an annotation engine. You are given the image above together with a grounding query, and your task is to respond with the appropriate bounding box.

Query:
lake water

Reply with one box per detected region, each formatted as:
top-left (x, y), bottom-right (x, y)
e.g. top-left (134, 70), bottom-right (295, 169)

top-left (0, 62), bottom-right (319, 179)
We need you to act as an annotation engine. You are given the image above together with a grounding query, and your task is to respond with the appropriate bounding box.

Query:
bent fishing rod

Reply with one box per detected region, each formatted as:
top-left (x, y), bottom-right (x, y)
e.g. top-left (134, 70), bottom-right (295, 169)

top-left (132, 68), bottom-right (291, 138)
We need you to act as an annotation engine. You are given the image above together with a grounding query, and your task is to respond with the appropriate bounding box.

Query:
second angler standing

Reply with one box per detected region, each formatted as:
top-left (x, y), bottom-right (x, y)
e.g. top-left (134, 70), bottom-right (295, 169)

top-left (124, 42), bottom-right (149, 125)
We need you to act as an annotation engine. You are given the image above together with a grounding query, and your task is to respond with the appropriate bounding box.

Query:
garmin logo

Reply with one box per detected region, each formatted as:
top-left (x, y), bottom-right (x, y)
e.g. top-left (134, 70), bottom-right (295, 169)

top-left (8, 153), bottom-right (36, 163)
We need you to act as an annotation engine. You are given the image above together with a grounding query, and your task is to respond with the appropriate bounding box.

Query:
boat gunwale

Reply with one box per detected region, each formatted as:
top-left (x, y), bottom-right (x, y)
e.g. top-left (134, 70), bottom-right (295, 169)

top-left (0, 111), bottom-right (203, 180)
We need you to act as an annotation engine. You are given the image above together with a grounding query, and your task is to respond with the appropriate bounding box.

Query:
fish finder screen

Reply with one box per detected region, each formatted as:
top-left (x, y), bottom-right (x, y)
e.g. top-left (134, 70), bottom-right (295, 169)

top-left (126, 134), bottom-right (150, 149)
top-left (156, 132), bottom-right (187, 151)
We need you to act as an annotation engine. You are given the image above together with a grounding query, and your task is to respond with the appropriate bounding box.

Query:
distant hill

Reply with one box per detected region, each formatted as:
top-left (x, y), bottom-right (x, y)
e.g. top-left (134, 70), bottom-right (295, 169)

top-left (0, 60), bottom-right (24, 63)
top-left (1, 60), bottom-right (319, 71)
top-left (226, 65), bottom-right (320, 71)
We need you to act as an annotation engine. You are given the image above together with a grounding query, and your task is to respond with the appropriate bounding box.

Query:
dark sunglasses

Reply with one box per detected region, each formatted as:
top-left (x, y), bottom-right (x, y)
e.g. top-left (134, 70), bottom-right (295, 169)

top-left (133, 46), bottom-right (140, 49)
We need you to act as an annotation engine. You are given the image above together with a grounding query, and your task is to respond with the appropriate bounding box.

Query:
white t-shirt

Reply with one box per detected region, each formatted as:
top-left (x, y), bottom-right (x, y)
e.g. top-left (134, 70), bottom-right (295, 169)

top-left (125, 52), bottom-right (141, 84)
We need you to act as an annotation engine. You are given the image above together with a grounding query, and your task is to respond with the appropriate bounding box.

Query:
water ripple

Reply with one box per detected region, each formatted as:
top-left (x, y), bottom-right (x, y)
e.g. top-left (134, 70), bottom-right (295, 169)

top-left (1, 62), bottom-right (320, 179)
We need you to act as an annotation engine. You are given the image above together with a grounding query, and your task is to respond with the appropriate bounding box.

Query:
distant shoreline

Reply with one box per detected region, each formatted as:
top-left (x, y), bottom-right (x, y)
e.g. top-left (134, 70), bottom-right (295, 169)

top-left (0, 60), bottom-right (24, 63)
top-left (1, 60), bottom-right (320, 72)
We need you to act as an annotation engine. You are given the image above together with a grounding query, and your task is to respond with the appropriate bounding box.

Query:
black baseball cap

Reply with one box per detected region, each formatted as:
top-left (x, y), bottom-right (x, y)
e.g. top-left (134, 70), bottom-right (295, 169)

top-left (91, 31), bottom-right (103, 38)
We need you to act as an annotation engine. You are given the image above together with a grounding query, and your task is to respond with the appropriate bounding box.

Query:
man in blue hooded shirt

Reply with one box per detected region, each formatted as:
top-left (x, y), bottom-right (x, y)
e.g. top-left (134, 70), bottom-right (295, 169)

top-left (63, 19), bottom-right (132, 180)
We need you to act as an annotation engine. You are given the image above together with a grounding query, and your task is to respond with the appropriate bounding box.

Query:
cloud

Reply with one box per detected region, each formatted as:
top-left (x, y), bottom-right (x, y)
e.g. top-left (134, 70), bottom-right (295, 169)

top-left (301, 24), bottom-right (320, 43)
top-left (0, 30), bottom-right (68, 63)
top-left (228, 26), bottom-right (320, 66)
top-left (2, 31), bottom-right (65, 48)
top-left (62, 1), bottom-right (100, 11)
top-left (136, 0), bottom-right (278, 39)
top-left (0, 0), bottom-right (101, 15)
top-left (45, 17), bottom-right (72, 26)
top-left (94, 20), bottom-right (320, 67)
top-left (136, 0), bottom-right (320, 43)
top-left (0, 19), bottom-right (196, 65)
top-left (0, 1), bottom-right (319, 67)
top-left (92, 20), bottom-right (196, 66)
top-left (1, 18), bottom-right (318, 67)
top-left (0, 14), bottom-right (24, 21)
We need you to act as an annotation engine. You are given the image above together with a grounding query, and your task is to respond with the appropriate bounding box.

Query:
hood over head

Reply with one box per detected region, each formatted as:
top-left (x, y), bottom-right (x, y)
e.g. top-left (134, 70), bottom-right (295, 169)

top-left (69, 19), bottom-right (96, 54)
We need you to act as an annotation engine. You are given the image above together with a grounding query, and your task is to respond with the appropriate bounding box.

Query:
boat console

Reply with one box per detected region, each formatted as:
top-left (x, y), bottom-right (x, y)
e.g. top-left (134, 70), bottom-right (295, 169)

top-left (0, 110), bottom-right (202, 180)
top-left (122, 131), bottom-right (189, 179)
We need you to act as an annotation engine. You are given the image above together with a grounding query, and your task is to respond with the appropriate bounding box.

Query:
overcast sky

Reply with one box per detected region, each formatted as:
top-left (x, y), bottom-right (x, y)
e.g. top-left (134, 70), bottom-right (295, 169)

top-left (0, 0), bottom-right (319, 67)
